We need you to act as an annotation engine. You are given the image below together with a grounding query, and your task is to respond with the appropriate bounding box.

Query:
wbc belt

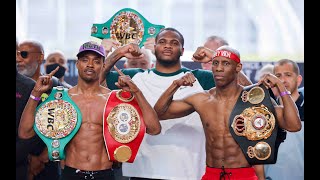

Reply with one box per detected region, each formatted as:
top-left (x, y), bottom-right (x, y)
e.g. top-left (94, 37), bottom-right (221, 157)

top-left (229, 84), bottom-right (278, 165)
top-left (103, 90), bottom-right (145, 163)
top-left (34, 86), bottom-right (82, 161)
top-left (90, 8), bottom-right (165, 47)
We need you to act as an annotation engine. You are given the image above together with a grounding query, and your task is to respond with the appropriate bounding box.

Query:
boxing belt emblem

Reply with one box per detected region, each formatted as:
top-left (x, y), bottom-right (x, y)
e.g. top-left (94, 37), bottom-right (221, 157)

top-left (34, 86), bottom-right (82, 161)
top-left (103, 90), bottom-right (145, 163)
top-left (229, 84), bottom-right (278, 164)
top-left (90, 8), bottom-right (165, 47)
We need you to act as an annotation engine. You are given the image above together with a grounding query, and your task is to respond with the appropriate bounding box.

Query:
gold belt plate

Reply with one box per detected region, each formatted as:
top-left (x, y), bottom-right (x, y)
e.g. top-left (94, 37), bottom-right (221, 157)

top-left (247, 141), bottom-right (271, 160)
top-left (107, 103), bottom-right (141, 143)
top-left (114, 145), bottom-right (132, 162)
top-left (231, 105), bottom-right (275, 141)
top-left (35, 100), bottom-right (78, 139)
top-left (109, 11), bottom-right (145, 46)
top-left (241, 86), bottom-right (265, 104)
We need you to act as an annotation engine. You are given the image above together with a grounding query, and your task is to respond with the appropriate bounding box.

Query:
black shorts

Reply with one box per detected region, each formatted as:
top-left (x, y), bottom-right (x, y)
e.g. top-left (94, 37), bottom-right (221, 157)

top-left (61, 165), bottom-right (115, 180)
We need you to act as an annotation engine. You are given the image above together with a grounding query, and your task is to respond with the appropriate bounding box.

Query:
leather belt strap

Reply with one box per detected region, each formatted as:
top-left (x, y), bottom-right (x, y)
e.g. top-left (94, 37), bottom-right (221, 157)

top-left (103, 90), bottom-right (146, 163)
top-left (229, 84), bottom-right (279, 165)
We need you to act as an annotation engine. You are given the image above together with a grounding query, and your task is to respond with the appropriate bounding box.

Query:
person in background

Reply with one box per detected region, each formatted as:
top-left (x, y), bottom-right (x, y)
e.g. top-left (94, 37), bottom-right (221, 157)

top-left (298, 86), bottom-right (304, 96)
top-left (44, 50), bottom-right (72, 88)
top-left (16, 38), bottom-right (43, 180)
top-left (123, 48), bottom-right (155, 70)
top-left (255, 63), bottom-right (279, 98)
top-left (16, 39), bottom-right (61, 180)
top-left (143, 38), bottom-right (156, 55)
top-left (255, 64), bottom-right (275, 83)
top-left (16, 40), bottom-right (64, 91)
top-left (264, 59), bottom-right (304, 180)
top-left (201, 36), bottom-right (229, 70)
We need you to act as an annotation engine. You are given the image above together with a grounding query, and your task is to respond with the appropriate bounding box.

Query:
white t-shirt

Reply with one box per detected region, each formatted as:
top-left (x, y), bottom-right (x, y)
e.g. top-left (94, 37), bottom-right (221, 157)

top-left (118, 69), bottom-right (211, 180)
top-left (264, 121), bottom-right (304, 180)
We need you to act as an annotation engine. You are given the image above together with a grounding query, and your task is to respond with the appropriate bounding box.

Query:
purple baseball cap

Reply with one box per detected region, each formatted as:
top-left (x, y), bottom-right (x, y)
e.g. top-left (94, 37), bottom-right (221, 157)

top-left (76, 41), bottom-right (106, 58)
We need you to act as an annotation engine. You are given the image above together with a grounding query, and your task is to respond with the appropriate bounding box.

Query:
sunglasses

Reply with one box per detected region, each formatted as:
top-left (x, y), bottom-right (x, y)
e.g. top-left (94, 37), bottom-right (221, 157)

top-left (17, 51), bottom-right (42, 59)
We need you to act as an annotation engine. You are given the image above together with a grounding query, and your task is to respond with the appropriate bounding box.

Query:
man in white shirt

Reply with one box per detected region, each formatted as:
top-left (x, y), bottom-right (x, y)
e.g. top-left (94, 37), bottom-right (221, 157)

top-left (100, 27), bottom-right (251, 180)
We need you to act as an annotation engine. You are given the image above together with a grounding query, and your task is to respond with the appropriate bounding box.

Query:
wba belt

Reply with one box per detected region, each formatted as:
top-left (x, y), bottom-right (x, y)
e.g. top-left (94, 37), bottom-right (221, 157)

top-left (103, 90), bottom-right (145, 163)
top-left (34, 86), bottom-right (82, 161)
top-left (229, 84), bottom-right (278, 165)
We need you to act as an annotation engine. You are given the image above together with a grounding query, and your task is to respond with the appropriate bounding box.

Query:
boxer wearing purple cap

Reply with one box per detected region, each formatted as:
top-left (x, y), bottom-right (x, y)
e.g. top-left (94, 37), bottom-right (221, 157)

top-left (18, 41), bottom-right (161, 180)
top-left (77, 41), bottom-right (106, 58)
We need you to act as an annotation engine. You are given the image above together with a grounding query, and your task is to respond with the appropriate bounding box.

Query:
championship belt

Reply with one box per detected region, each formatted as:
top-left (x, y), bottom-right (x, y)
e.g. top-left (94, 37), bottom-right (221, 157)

top-left (34, 86), bottom-right (82, 161)
top-left (103, 90), bottom-right (146, 163)
top-left (90, 8), bottom-right (165, 47)
top-left (229, 84), bottom-right (278, 165)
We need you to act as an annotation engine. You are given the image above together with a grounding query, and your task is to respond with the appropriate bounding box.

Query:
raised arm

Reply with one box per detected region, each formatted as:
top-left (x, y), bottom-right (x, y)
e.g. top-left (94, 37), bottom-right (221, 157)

top-left (259, 73), bottom-right (301, 132)
top-left (143, 37), bottom-right (156, 54)
top-left (100, 38), bottom-right (120, 56)
top-left (154, 72), bottom-right (197, 120)
top-left (192, 46), bottom-right (252, 86)
top-left (99, 43), bottom-right (143, 85)
top-left (192, 46), bottom-right (214, 63)
top-left (114, 66), bottom-right (161, 135)
top-left (19, 67), bottom-right (59, 139)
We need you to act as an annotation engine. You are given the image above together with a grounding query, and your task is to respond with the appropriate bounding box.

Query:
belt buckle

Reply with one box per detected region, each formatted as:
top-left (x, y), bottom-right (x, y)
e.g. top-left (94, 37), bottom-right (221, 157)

top-left (231, 105), bottom-right (275, 141)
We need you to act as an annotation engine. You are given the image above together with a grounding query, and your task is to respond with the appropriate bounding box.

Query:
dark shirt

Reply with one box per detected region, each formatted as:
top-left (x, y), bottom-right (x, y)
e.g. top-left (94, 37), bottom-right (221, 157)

top-left (16, 71), bottom-right (43, 180)
top-left (17, 71), bottom-right (61, 180)
top-left (295, 92), bottom-right (304, 121)
top-left (274, 91), bottom-right (304, 161)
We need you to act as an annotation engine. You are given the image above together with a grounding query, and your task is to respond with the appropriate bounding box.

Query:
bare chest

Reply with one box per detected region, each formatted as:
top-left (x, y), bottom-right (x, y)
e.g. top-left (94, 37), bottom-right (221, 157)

top-left (72, 96), bottom-right (107, 125)
top-left (197, 99), bottom-right (237, 132)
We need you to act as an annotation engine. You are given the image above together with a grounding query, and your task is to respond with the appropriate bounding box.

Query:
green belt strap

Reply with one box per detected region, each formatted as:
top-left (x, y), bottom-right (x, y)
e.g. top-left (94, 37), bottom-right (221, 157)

top-left (34, 86), bottom-right (82, 161)
top-left (90, 8), bottom-right (165, 47)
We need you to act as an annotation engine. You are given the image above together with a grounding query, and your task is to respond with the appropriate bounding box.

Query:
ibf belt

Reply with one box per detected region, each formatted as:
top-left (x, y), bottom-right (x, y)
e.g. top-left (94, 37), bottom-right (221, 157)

top-left (103, 90), bottom-right (146, 163)
top-left (90, 8), bottom-right (165, 47)
top-left (34, 86), bottom-right (82, 161)
top-left (229, 84), bottom-right (278, 165)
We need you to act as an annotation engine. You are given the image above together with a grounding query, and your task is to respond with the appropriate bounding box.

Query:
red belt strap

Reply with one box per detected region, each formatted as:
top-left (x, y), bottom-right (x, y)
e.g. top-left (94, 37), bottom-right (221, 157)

top-left (103, 90), bottom-right (146, 163)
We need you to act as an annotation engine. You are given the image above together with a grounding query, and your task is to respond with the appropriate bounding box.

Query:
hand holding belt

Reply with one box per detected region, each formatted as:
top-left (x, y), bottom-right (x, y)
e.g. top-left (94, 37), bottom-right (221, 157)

top-left (103, 90), bottom-right (146, 163)
top-left (229, 84), bottom-right (278, 165)
top-left (90, 8), bottom-right (165, 47)
top-left (34, 86), bottom-right (82, 161)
